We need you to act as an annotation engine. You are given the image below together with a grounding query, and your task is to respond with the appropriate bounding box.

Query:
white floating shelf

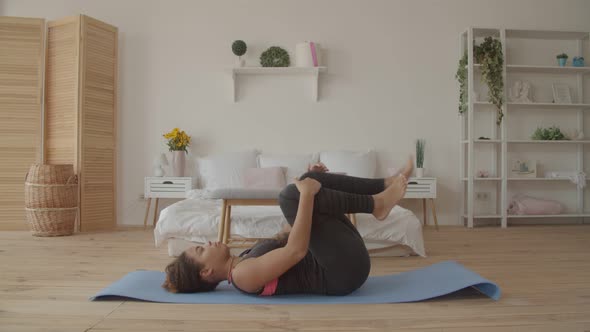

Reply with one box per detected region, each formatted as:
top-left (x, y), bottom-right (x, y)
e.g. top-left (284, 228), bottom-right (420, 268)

top-left (462, 178), bottom-right (501, 181)
top-left (232, 66), bottom-right (326, 75)
top-left (230, 66), bottom-right (327, 102)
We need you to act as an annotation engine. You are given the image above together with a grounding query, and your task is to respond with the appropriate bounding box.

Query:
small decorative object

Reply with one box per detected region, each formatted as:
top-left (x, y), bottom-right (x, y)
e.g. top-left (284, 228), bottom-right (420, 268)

top-left (511, 160), bottom-right (537, 178)
top-left (545, 171), bottom-right (587, 189)
top-left (552, 83), bottom-right (572, 104)
top-left (477, 170), bottom-right (490, 178)
top-left (478, 136), bottom-right (491, 140)
top-left (531, 126), bottom-right (569, 141)
top-left (456, 37), bottom-right (504, 124)
top-left (153, 153), bottom-right (168, 177)
top-left (260, 46), bottom-right (290, 67)
top-left (556, 53), bottom-right (568, 67)
top-left (163, 128), bottom-right (191, 177)
top-left (232, 40), bottom-right (247, 67)
top-left (295, 41), bottom-right (320, 67)
top-left (508, 194), bottom-right (563, 215)
top-left (572, 56), bottom-right (585, 67)
top-left (509, 80), bottom-right (533, 103)
top-left (415, 139), bottom-right (426, 178)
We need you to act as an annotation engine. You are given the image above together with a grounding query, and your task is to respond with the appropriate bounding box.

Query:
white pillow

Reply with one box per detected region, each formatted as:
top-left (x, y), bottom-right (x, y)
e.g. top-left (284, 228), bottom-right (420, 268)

top-left (258, 153), bottom-right (319, 184)
top-left (243, 167), bottom-right (286, 190)
top-left (319, 149), bottom-right (377, 178)
top-left (196, 150), bottom-right (258, 189)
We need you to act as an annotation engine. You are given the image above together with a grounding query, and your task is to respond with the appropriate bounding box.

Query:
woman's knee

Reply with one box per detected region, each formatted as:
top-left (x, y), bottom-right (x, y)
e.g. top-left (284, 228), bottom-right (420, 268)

top-left (279, 184), bottom-right (299, 221)
top-left (279, 183), bottom-right (299, 202)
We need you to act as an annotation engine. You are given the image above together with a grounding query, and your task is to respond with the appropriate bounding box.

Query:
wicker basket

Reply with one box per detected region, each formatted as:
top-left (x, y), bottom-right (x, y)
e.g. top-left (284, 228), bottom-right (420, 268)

top-left (24, 164), bottom-right (78, 237)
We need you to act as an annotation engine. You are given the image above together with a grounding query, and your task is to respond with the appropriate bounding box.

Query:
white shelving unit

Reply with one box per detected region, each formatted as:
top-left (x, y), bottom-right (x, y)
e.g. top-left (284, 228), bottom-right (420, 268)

top-left (460, 27), bottom-right (590, 228)
top-left (230, 66), bottom-right (327, 102)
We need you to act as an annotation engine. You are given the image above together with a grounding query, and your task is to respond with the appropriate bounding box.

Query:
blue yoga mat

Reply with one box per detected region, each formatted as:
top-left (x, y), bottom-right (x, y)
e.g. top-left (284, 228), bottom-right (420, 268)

top-left (90, 261), bottom-right (500, 304)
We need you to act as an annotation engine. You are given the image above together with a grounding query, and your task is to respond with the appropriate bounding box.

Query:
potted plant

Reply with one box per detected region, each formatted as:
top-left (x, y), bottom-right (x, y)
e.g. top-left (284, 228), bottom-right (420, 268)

top-left (416, 139), bottom-right (426, 178)
top-left (163, 128), bottom-right (191, 177)
top-left (556, 53), bottom-right (568, 67)
top-left (531, 126), bottom-right (569, 141)
top-left (232, 40), bottom-right (247, 67)
top-left (573, 56), bottom-right (585, 67)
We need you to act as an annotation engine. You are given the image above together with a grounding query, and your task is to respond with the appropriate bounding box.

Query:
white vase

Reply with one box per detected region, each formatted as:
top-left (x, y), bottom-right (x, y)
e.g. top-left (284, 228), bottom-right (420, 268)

top-left (235, 56), bottom-right (245, 67)
top-left (153, 166), bottom-right (164, 177)
top-left (171, 151), bottom-right (186, 177)
top-left (416, 168), bottom-right (424, 178)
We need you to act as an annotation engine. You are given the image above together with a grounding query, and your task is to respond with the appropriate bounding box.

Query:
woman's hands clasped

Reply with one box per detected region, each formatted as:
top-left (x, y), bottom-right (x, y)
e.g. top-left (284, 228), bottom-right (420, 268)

top-left (293, 177), bottom-right (321, 196)
top-left (307, 162), bottom-right (329, 173)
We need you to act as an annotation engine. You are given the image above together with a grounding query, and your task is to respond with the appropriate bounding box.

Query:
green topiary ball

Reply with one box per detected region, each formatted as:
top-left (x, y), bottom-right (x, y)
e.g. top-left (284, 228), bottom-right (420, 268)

top-left (232, 40), bottom-right (247, 56)
top-left (260, 46), bottom-right (290, 67)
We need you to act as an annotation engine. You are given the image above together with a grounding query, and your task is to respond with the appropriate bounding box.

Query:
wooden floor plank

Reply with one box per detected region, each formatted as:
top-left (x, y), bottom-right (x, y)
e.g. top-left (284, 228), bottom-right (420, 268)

top-left (1, 226), bottom-right (589, 331)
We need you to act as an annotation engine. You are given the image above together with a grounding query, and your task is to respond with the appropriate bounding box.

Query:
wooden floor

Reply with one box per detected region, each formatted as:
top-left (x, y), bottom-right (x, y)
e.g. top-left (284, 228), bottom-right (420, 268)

top-left (1, 226), bottom-right (589, 332)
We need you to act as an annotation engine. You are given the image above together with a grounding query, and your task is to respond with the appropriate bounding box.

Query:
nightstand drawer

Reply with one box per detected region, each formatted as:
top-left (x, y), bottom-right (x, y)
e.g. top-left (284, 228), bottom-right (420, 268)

top-left (145, 177), bottom-right (192, 198)
top-left (404, 177), bottom-right (436, 199)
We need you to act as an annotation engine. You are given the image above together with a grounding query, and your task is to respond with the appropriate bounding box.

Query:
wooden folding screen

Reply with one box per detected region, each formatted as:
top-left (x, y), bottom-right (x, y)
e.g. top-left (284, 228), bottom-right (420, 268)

top-left (45, 15), bottom-right (118, 231)
top-left (0, 17), bottom-right (45, 230)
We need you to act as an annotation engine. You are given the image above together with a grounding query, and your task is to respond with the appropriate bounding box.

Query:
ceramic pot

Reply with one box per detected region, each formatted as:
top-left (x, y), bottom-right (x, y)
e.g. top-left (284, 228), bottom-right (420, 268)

top-left (171, 151), bottom-right (186, 177)
top-left (235, 56), bottom-right (245, 67)
top-left (416, 168), bottom-right (425, 178)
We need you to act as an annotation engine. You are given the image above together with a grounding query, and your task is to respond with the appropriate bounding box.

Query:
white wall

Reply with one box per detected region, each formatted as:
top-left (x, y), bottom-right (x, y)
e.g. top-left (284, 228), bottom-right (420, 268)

top-left (4, 0), bottom-right (590, 226)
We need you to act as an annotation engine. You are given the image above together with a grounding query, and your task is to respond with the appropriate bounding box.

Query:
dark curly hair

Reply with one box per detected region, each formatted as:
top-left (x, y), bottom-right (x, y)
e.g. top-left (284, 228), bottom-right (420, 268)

top-left (162, 251), bottom-right (220, 293)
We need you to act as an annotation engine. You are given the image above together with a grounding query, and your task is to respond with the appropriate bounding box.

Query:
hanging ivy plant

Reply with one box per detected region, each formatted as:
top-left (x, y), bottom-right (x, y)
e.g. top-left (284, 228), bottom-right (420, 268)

top-left (455, 36), bottom-right (505, 125)
top-left (477, 37), bottom-right (504, 124)
top-left (455, 53), bottom-right (468, 115)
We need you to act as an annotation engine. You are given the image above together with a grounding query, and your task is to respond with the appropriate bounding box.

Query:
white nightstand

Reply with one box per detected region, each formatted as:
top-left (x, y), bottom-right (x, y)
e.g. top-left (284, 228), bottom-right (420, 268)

top-left (144, 177), bottom-right (192, 228)
top-left (404, 177), bottom-right (438, 230)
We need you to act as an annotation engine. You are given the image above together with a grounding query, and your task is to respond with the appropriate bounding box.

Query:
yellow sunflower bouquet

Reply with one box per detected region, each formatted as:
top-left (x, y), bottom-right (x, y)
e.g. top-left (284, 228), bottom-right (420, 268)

top-left (163, 128), bottom-right (191, 153)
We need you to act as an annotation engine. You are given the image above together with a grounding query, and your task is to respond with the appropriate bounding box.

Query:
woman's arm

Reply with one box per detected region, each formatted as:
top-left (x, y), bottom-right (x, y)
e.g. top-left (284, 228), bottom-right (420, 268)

top-left (231, 179), bottom-right (319, 293)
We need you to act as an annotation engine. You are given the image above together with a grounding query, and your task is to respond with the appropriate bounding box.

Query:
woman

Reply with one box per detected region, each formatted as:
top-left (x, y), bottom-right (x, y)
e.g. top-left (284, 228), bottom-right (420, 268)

top-left (163, 159), bottom-right (413, 296)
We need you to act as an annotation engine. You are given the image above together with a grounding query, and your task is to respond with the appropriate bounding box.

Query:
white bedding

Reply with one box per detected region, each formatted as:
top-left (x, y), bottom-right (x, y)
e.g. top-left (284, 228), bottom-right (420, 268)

top-left (154, 190), bottom-right (426, 257)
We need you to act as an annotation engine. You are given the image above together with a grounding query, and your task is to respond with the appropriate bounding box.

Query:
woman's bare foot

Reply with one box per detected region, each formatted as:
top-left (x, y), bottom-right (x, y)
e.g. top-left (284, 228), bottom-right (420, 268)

top-left (372, 176), bottom-right (408, 220)
top-left (385, 156), bottom-right (414, 187)
top-left (401, 156), bottom-right (414, 179)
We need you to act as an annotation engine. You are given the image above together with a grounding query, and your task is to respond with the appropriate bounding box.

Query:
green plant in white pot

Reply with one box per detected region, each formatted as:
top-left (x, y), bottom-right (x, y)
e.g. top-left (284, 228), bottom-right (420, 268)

top-left (416, 139), bottom-right (426, 177)
top-left (232, 40), bottom-right (247, 67)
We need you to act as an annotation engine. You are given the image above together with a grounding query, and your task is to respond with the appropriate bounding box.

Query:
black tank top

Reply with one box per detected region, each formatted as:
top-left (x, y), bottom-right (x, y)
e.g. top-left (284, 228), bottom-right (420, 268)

top-left (232, 235), bottom-right (327, 295)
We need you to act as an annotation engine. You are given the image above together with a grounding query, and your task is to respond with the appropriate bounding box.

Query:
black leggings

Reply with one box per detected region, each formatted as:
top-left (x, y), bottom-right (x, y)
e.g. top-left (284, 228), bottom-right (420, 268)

top-left (278, 171), bottom-right (385, 295)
